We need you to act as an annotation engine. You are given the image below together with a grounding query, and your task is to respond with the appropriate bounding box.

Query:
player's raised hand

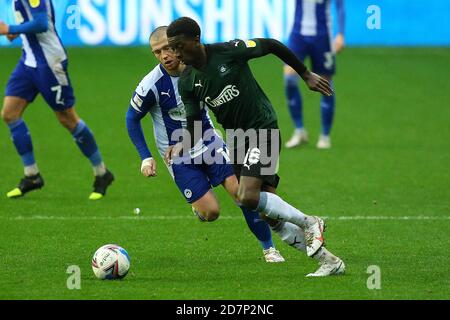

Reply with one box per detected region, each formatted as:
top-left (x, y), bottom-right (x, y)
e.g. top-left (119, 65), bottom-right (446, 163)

top-left (0, 21), bottom-right (9, 35)
top-left (303, 71), bottom-right (333, 96)
top-left (141, 157), bottom-right (157, 177)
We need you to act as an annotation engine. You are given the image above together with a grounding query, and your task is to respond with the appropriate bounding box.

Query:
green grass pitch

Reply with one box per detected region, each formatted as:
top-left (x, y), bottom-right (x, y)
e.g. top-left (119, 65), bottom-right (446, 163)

top-left (0, 47), bottom-right (449, 300)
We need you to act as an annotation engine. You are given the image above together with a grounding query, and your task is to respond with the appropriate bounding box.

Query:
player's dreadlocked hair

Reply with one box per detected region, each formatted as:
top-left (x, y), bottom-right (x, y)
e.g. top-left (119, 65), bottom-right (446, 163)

top-left (167, 17), bottom-right (201, 39)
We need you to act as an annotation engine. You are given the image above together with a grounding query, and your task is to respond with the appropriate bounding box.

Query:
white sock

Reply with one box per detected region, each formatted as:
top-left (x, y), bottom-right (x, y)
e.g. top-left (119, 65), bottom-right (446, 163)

top-left (257, 192), bottom-right (315, 227)
top-left (295, 128), bottom-right (305, 135)
top-left (271, 221), bottom-right (306, 252)
top-left (24, 164), bottom-right (39, 177)
top-left (93, 162), bottom-right (107, 177)
top-left (271, 221), bottom-right (338, 263)
top-left (313, 247), bottom-right (339, 264)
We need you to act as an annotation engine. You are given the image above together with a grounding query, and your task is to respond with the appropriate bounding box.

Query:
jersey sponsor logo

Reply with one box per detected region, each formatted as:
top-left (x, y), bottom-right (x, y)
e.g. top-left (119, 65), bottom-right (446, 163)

top-left (245, 40), bottom-right (257, 48)
top-left (29, 0), bottom-right (40, 8)
top-left (204, 85), bottom-right (240, 108)
top-left (244, 147), bottom-right (261, 170)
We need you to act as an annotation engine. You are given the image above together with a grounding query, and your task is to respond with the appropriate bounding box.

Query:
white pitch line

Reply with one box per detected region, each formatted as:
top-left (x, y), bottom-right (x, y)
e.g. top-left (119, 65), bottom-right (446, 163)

top-left (0, 215), bottom-right (449, 221)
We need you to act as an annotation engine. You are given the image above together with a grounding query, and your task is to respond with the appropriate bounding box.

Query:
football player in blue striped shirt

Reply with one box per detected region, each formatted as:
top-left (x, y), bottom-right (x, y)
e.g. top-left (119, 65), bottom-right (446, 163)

top-left (284, 0), bottom-right (345, 149)
top-left (0, 0), bottom-right (114, 200)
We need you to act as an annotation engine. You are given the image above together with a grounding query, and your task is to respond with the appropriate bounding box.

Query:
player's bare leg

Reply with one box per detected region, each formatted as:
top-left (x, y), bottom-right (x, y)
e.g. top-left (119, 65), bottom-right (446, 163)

top-left (54, 106), bottom-right (80, 131)
top-left (222, 175), bottom-right (284, 262)
top-left (2, 97), bottom-right (28, 122)
top-left (2, 96), bottom-right (44, 198)
top-left (191, 190), bottom-right (220, 222)
top-left (55, 107), bottom-right (114, 200)
top-left (284, 65), bottom-right (308, 149)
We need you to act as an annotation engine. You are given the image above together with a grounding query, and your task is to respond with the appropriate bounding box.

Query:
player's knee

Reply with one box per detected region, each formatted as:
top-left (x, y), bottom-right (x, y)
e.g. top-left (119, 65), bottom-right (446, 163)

top-left (237, 189), bottom-right (259, 210)
top-left (195, 202), bottom-right (220, 222)
top-left (198, 209), bottom-right (219, 222)
top-left (56, 109), bottom-right (79, 131)
top-left (1, 108), bottom-right (19, 124)
top-left (205, 210), bottom-right (220, 222)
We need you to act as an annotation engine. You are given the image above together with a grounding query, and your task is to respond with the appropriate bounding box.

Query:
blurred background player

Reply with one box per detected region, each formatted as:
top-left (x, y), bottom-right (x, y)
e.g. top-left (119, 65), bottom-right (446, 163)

top-left (0, 0), bottom-right (114, 200)
top-left (284, 0), bottom-right (345, 149)
top-left (126, 27), bottom-right (284, 263)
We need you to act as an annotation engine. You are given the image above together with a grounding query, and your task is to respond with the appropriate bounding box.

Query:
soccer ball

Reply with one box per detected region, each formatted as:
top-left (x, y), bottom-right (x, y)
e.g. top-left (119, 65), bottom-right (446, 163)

top-left (91, 244), bottom-right (131, 280)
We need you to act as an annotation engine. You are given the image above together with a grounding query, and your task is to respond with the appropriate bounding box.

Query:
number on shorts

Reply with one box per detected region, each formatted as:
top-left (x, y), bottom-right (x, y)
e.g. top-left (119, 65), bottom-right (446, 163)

top-left (324, 52), bottom-right (334, 70)
top-left (51, 85), bottom-right (65, 105)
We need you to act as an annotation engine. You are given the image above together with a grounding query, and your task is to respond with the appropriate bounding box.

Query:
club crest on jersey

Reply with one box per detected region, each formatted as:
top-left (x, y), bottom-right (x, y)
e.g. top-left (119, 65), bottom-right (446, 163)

top-left (218, 64), bottom-right (231, 76)
top-left (219, 65), bottom-right (228, 73)
top-left (184, 189), bottom-right (193, 199)
top-left (204, 85), bottom-right (240, 108)
top-left (29, 0), bottom-right (40, 8)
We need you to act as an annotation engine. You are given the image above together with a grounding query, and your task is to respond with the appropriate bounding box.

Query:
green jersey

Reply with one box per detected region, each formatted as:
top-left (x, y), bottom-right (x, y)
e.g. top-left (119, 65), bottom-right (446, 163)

top-left (178, 39), bottom-right (279, 131)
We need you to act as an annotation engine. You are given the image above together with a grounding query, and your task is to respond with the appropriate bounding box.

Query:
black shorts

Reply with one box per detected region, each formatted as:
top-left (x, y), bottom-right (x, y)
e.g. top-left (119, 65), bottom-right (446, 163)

top-left (230, 129), bottom-right (281, 189)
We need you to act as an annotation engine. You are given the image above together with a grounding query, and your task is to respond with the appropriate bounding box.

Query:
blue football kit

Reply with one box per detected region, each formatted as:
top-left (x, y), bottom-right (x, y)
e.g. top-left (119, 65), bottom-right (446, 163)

top-left (6, 0), bottom-right (75, 110)
top-left (285, 0), bottom-right (345, 136)
top-left (4, 0), bottom-right (113, 200)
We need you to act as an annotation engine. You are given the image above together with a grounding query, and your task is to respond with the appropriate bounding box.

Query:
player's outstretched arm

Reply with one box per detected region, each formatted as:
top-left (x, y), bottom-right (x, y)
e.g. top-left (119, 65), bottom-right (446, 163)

top-left (126, 107), bottom-right (155, 177)
top-left (0, 22), bottom-right (19, 40)
top-left (334, 0), bottom-right (346, 53)
top-left (0, 13), bottom-right (48, 36)
top-left (257, 38), bottom-right (333, 96)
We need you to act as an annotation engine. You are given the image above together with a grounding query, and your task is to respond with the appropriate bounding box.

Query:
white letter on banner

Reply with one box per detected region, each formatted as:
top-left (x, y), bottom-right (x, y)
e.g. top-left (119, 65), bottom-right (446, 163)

top-left (252, 0), bottom-right (283, 39)
top-left (237, 0), bottom-right (249, 40)
top-left (66, 5), bottom-right (81, 30)
top-left (285, 0), bottom-right (295, 41)
top-left (140, 0), bottom-right (174, 44)
top-left (367, 5), bottom-right (381, 30)
top-left (108, 0), bottom-right (138, 45)
top-left (174, 0), bottom-right (203, 33)
top-left (203, 0), bottom-right (235, 43)
top-left (78, 0), bottom-right (107, 45)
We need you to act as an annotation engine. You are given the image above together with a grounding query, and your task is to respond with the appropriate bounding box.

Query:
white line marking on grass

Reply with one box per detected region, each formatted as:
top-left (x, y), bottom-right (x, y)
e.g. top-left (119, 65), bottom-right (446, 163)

top-left (332, 216), bottom-right (450, 220)
top-left (1, 215), bottom-right (449, 221)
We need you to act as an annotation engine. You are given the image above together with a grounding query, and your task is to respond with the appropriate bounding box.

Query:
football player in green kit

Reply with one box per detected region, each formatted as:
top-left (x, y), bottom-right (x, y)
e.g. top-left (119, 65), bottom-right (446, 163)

top-left (165, 17), bottom-right (344, 277)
